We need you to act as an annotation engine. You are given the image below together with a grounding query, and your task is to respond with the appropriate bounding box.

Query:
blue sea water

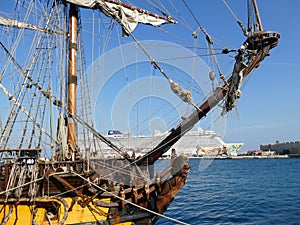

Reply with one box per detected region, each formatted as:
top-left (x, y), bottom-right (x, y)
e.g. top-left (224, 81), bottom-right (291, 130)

top-left (156, 158), bottom-right (300, 225)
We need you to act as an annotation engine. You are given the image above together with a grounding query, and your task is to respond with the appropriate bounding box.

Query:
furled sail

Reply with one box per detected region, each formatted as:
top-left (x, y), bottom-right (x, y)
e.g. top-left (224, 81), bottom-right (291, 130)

top-left (66, 0), bottom-right (175, 35)
top-left (0, 16), bottom-right (64, 34)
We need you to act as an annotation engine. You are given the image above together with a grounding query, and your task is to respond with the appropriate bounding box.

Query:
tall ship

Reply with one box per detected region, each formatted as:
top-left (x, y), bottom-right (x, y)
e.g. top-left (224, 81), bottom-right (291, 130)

top-left (0, 0), bottom-right (279, 224)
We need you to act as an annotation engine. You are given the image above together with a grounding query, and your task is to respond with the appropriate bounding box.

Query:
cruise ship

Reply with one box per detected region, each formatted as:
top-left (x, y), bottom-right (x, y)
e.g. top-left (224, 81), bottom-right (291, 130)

top-left (88, 128), bottom-right (243, 158)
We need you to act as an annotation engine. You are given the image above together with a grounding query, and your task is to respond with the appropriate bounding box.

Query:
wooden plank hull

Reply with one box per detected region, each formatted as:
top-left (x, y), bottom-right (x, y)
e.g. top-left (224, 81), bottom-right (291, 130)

top-left (0, 156), bottom-right (190, 224)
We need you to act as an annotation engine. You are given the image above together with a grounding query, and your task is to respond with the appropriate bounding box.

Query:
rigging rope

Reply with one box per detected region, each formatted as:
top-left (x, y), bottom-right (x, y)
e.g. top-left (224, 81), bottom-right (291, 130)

top-left (181, 0), bottom-right (226, 85)
top-left (92, 159), bottom-right (147, 181)
top-left (0, 0), bottom-right (34, 81)
top-left (0, 176), bottom-right (44, 196)
top-left (167, 0), bottom-right (193, 32)
top-left (222, 0), bottom-right (248, 36)
top-left (0, 83), bottom-right (59, 145)
top-left (72, 172), bottom-right (191, 225)
top-left (127, 25), bottom-right (202, 113)
top-left (0, 36), bottom-right (129, 159)
top-left (98, 0), bottom-right (196, 111)
top-left (146, 0), bottom-right (169, 18)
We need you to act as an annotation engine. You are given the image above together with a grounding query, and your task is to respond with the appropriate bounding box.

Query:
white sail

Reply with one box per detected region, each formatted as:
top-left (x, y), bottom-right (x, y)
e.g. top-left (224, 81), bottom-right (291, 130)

top-left (67, 0), bottom-right (173, 35)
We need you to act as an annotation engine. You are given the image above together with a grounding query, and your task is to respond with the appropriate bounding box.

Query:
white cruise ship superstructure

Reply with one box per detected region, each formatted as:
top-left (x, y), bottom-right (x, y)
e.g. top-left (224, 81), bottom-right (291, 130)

top-left (86, 128), bottom-right (242, 158)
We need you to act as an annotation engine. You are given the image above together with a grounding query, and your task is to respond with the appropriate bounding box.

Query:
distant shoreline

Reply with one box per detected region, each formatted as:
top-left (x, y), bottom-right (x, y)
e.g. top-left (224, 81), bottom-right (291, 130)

top-left (187, 155), bottom-right (295, 160)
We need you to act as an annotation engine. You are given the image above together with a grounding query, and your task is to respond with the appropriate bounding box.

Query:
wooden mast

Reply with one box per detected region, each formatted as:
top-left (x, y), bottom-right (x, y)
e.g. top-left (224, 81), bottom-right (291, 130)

top-left (251, 0), bottom-right (263, 31)
top-left (67, 4), bottom-right (78, 159)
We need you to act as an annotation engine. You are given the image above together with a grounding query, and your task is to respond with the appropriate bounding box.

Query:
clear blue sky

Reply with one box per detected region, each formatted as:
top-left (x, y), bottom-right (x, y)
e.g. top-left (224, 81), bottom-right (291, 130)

top-left (0, 1), bottom-right (299, 152)
top-left (85, 0), bottom-right (300, 151)
top-left (92, 0), bottom-right (300, 151)
top-left (133, 0), bottom-right (299, 151)
top-left (222, 1), bottom-right (300, 150)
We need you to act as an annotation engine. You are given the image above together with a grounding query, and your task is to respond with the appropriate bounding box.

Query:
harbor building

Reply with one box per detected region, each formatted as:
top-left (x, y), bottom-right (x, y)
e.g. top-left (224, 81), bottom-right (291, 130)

top-left (260, 141), bottom-right (300, 157)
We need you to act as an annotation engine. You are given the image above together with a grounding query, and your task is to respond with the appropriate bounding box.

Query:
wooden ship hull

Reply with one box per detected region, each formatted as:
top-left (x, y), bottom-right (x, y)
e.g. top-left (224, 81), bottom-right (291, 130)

top-left (0, 155), bottom-right (190, 224)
